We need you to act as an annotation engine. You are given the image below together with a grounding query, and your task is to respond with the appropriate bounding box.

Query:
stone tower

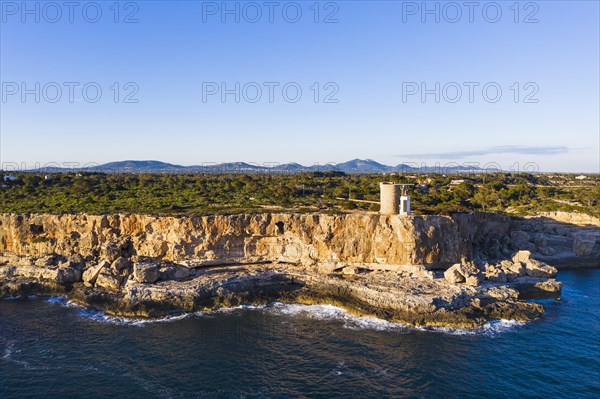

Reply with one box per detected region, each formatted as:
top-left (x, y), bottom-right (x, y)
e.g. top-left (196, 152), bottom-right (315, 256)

top-left (379, 182), bottom-right (400, 215)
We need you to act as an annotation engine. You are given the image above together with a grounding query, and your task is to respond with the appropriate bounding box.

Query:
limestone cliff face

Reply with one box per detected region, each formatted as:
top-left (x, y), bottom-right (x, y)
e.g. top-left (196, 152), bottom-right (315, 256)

top-left (0, 213), bottom-right (511, 267)
top-left (1, 212), bottom-right (597, 269)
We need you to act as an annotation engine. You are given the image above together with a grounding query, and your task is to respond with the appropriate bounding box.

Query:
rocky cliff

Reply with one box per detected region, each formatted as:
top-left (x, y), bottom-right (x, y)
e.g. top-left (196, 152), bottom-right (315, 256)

top-left (0, 212), bottom-right (597, 327)
top-left (0, 212), bottom-right (515, 267)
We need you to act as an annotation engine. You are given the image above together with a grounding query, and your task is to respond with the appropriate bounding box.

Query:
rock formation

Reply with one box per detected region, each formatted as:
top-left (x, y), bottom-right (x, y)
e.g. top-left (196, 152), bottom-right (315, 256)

top-left (0, 212), bottom-right (597, 327)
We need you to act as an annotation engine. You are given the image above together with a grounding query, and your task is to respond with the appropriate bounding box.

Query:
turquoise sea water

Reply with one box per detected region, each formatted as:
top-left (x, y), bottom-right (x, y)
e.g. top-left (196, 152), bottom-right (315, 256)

top-left (1, 270), bottom-right (599, 399)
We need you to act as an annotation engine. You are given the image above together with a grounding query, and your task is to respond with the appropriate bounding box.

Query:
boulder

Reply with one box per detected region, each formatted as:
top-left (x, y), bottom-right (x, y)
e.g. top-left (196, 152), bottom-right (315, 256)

top-left (341, 266), bottom-right (357, 275)
top-left (133, 262), bottom-right (159, 283)
top-left (534, 279), bottom-right (562, 293)
top-left (100, 243), bottom-right (121, 263)
top-left (82, 260), bottom-right (110, 287)
top-left (502, 259), bottom-right (526, 277)
top-left (444, 263), bottom-right (484, 286)
top-left (483, 265), bottom-right (507, 283)
top-left (111, 257), bottom-right (131, 273)
top-left (444, 264), bottom-right (465, 284)
top-left (172, 267), bottom-right (191, 279)
top-left (159, 265), bottom-right (192, 280)
top-left (55, 267), bottom-right (82, 284)
top-left (318, 262), bottom-right (338, 274)
top-left (95, 271), bottom-right (123, 291)
top-left (34, 255), bottom-right (59, 267)
top-left (524, 259), bottom-right (557, 278)
top-left (512, 250), bottom-right (532, 264)
top-left (68, 253), bottom-right (85, 265)
top-left (465, 273), bottom-right (484, 286)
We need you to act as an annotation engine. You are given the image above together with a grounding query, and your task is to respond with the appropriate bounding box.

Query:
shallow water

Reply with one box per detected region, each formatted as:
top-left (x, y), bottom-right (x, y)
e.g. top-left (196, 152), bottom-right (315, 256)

top-left (1, 270), bottom-right (599, 398)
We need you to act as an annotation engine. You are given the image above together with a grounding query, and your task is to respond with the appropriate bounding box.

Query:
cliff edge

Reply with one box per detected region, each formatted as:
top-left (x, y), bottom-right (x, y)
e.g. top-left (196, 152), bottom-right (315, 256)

top-left (0, 212), bottom-right (597, 327)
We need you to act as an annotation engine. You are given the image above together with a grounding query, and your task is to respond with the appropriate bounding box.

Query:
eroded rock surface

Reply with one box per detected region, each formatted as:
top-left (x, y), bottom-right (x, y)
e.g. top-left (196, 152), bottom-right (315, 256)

top-left (0, 211), bottom-right (596, 327)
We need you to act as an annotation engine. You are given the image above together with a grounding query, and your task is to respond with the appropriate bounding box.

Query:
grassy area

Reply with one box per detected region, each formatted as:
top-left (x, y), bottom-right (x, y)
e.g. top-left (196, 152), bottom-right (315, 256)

top-left (1, 172), bottom-right (598, 217)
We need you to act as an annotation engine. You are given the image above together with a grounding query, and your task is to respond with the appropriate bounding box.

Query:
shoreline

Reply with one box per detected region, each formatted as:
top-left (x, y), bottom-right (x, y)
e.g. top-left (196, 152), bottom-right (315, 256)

top-left (1, 211), bottom-right (597, 328)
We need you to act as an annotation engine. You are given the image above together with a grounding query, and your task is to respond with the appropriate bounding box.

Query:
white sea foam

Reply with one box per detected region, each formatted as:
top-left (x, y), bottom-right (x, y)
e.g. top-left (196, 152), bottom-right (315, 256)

top-left (261, 303), bottom-right (527, 336)
top-left (209, 304), bottom-right (268, 314)
top-left (264, 302), bottom-right (410, 332)
top-left (417, 319), bottom-right (526, 337)
top-left (44, 296), bottom-right (526, 335)
top-left (75, 307), bottom-right (198, 326)
top-left (2, 343), bottom-right (31, 368)
top-left (46, 296), bottom-right (68, 304)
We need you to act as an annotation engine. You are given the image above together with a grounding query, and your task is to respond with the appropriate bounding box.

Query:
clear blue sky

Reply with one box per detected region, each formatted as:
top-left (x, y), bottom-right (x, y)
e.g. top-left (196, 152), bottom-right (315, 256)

top-left (1, 0), bottom-right (598, 172)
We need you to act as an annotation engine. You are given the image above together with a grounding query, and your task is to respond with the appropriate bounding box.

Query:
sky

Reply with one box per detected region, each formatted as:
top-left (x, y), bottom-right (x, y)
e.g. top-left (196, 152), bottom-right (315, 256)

top-left (0, 0), bottom-right (599, 173)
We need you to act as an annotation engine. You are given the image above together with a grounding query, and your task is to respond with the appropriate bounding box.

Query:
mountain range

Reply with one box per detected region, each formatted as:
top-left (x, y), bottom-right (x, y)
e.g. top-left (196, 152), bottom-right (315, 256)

top-left (27, 159), bottom-right (497, 174)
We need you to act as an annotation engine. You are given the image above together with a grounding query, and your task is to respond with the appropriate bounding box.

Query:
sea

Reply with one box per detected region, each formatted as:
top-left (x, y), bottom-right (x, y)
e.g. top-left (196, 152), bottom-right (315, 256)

top-left (1, 270), bottom-right (599, 399)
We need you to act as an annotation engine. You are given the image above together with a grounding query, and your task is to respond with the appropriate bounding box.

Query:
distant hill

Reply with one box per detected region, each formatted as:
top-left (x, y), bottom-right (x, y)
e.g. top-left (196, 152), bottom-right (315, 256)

top-left (27, 159), bottom-right (498, 174)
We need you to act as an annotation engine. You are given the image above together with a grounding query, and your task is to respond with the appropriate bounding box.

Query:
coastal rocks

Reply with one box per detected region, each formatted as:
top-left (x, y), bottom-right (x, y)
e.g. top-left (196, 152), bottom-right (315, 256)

top-left (512, 250), bottom-right (532, 263)
top-left (111, 257), bottom-right (132, 273)
top-left (482, 265), bottom-right (507, 283)
top-left (0, 211), bottom-right (594, 327)
top-left (34, 254), bottom-right (61, 267)
top-left (133, 262), bottom-right (159, 283)
top-left (82, 261), bottom-right (109, 287)
top-left (444, 264), bottom-right (465, 284)
top-left (0, 212), bottom-right (507, 270)
top-left (444, 263), bottom-right (483, 286)
top-left (342, 266), bottom-right (357, 275)
top-left (524, 259), bottom-right (557, 278)
top-left (511, 231), bottom-right (530, 243)
top-left (158, 264), bottom-right (193, 281)
top-left (501, 260), bottom-right (525, 279)
top-left (573, 234), bottom-right (599, 257)
top-left (1, 212), bottom-right (597, 270)
top-left (534, 279), bottom-right (563, 293)
top-left (511, 277), bottom-right (563, 299)
top-left (0, 262), bottom-right (80, 285)
top-left (95, 270), bottom-right (123, 291)
top-left (55, 266), bottom-right (82, 284)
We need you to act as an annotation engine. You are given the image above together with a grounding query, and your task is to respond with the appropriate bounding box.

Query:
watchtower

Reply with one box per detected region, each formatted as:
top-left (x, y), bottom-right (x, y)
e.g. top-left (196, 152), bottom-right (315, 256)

top-left (379, 182), bottom-right (400, 215)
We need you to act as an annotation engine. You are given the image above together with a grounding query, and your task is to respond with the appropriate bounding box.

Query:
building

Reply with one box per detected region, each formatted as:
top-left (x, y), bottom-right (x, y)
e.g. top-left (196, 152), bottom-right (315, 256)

top-left (380, 182), bottom-right (413, 216)
top-left (379, 182), bottom-right (400, 215)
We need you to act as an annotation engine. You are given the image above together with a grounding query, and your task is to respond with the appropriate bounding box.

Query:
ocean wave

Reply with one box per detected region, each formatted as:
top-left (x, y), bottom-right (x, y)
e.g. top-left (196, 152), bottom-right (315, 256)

top-left (418, 319), bottom-right (526, 337)
top-left (77, 307), bottom-right (198, 326)
top-left (264, 303), bottom-right (410, 332)
top-left (45, 296), bottom-right (201, 326)
top-left (262, 303), bottom-right (526, 336)
top-left (2, 342), bottom-right (32, 369)
top-left (46, 296), bottom-right (68, 304)
top-left (42, 296), bottom-right (526, 335)
top-left (1, 295), bottom-right (21, 300)
top-left (209, 304), bottom-right (268, 314)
